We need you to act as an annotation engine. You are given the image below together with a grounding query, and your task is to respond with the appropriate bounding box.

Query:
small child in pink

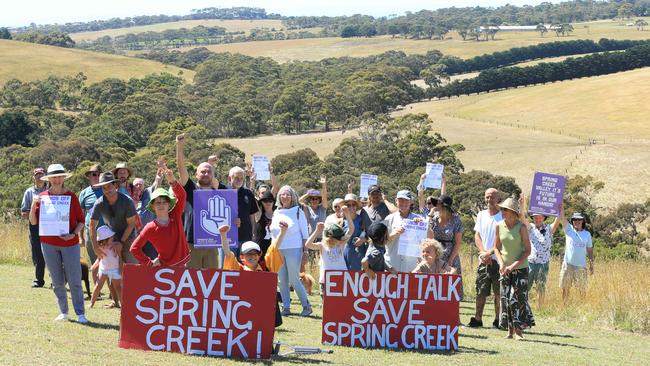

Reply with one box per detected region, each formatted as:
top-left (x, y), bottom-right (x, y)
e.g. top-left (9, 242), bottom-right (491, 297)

top-left (90, 226), bottom-right (122, 308)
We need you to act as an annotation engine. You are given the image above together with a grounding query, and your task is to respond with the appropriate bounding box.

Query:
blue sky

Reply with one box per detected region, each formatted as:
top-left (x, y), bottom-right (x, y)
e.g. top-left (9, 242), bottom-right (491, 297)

top-left (2, 0), bottom-right (556, 28)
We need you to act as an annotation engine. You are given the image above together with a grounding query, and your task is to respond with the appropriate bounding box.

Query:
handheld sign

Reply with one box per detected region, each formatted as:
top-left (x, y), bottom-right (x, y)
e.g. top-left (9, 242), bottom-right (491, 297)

top-left (359, 174), bottom-right (378, 199)
top-left (119, 265), bottom-right (277, 359)
top-left (397, 219), bottom-right (428, 258)
top-left (423, 163), bottom-right (444, 189)
top-left (193, 190), bottom-right (238, 248)
top-left (322, 270), bottom-right (460, 351)
top-left (529, 172), bottom-right (566, 217)
top-left (252, 155), bottom-right (270, 181)
top-left (39, 195), bottom-right (71, 236)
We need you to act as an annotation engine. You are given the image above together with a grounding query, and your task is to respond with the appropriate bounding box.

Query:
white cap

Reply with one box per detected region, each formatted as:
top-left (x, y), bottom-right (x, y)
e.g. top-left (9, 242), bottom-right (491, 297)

top-left (96, 225), bottom-right (116, 241)
top-left (240, 241), bottom-right (261, 254)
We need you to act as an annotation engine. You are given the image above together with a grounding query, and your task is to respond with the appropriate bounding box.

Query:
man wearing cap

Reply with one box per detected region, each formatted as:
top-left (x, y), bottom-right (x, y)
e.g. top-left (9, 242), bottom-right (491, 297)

top-left (382, 190), bottom-right (420, 272)
top-left (89, 172), bottom-right (138, 264)
top-left (363, 184), bottom-right (397, 223)
top-left (176, 133), bottom-right (227, 269)
top-left (20, 167), bottom-right (47, 288)
top-left (469, 188), bottom-right (503, 329)
top-left (225, 166), bottom-right (259, 260)
top-left (78, 163), bottom-right (104, 282)
top-left (559, 210), bottom-right (594, 303)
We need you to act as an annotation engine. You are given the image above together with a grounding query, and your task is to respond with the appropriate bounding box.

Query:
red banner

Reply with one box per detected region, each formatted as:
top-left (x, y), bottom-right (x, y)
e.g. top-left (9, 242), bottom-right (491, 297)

top-left (119, 264), bottom-right (277, 359)
top-left (322, 270), bottom-right (460, 351)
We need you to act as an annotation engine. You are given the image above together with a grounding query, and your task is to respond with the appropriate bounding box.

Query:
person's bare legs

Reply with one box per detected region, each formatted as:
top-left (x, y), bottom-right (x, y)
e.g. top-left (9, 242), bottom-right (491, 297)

top-left (110, 279), bottom-right (122, 307)
top-left (90, 275), bottom-right (108, 308)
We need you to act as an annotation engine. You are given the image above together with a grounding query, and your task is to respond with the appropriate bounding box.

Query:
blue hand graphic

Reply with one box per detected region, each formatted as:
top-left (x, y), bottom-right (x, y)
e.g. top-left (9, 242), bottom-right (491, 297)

top-left (200, 195), bottom-right (231, 237)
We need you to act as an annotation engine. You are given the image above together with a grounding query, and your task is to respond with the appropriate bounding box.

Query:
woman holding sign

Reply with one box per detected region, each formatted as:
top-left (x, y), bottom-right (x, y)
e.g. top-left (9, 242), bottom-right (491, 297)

top-left (271, 185), bottom-right (313, 317)
top-left (29, 164), bottom-right (87, 324)
top-left (493, 198), bottom-right (534, 340)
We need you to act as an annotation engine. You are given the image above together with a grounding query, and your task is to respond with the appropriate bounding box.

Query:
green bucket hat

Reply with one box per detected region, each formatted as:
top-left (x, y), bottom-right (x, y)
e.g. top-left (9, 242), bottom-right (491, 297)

top-left (147, 188), bottom-right (177, 213)
top-left (324, 223), bottom-right (346, 240)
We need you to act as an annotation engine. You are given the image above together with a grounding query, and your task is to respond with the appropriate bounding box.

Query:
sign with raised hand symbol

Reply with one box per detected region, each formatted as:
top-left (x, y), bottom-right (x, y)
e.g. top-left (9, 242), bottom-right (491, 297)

top-left (193, 189), bottom-right (239, 248)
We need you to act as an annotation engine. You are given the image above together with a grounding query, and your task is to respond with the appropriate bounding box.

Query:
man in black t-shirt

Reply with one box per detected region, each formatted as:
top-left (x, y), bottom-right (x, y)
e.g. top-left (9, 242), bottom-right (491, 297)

top-left (176, 134), bottom-right (227, 269)
top-left (223, 166), bottom-right (259, 261)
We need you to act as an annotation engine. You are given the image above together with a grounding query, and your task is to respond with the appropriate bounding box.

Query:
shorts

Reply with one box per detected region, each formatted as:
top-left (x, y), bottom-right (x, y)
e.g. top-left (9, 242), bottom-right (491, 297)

top-left (99, 268), bottom-right (122, 282)
top-left (475, 261), bottom-right (500, 297)
top-left (559, 261), bottom-right (587, 290)
top-left (528, 262), bottom-right (549, 291)
top-left (187, 243), bottom-right (219, 269)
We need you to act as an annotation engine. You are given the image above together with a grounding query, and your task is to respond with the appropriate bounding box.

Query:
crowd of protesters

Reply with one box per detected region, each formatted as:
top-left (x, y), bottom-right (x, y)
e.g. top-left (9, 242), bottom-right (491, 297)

top-left (21, 134), bottom-right (595, 340)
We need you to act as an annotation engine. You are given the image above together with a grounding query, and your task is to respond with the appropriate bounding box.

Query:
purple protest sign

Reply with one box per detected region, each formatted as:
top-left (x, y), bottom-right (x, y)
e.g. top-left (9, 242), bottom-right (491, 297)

top-left (529, 172), bottom-right (566, 217)
top-left (193, 190), bottom-right (238, 248)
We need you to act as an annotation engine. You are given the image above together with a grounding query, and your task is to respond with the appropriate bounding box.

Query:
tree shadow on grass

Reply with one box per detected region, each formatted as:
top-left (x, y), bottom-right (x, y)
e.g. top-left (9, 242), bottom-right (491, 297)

top-left (82, 321), bottom-right (120, 331)
top-left (520, 338), bottom-right (591, 349)
top-left (458, 346), bottom-right (499, 355)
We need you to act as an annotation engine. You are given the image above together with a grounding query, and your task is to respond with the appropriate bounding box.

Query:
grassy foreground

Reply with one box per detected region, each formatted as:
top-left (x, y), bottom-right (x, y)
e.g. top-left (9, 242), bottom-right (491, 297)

top-left (0, 39), bottom-right (194, 84)
top-left (1, 220), bottom-right (649, 364)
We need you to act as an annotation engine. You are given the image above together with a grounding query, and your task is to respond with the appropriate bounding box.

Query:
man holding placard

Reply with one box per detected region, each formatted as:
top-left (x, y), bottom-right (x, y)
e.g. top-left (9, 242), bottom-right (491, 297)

top-left (383, 190), bottom-right (422, 272)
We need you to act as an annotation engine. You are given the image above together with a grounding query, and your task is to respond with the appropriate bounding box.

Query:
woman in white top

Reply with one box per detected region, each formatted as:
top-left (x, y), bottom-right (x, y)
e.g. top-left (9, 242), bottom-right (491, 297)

top-left (270, 185), bottom-right (312, 317)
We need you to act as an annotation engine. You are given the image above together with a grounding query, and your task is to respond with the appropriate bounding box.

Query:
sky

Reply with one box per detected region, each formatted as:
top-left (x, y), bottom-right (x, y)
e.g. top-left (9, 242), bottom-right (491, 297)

top-left (1, 0), bottom-right (555, 28)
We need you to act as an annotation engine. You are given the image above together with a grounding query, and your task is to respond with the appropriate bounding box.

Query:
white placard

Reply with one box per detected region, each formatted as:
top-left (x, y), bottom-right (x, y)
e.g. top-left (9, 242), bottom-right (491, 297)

top-left (39, 195), bottom-right (71, 236)
top-left (398, 219), bottom-right (429, 258)
top-left (423, 163), bottom-right (444, 189)
top-left (359, 174), bottom-right (378, 199)
top-left (252, 155), bottom-right (270, 181)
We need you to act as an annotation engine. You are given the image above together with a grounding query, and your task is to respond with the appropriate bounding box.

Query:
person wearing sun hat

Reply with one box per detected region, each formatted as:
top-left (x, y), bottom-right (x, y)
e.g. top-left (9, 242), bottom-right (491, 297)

top-left (299, 176), bottom-right (329, 242)
top-left (130, 166), bottom-right (190, 267)
top-left (558, 208), bottom-right (594, 304)
top-left (493, 197), bottom-right (534, 340)
top-left (341, 193), bottom-right (372, 270)
top-left (21, 167), bottom-right (47, 288)
top-left (112, 162), bottom-right (135, 197)
top-left (29, 164), bottom-right (88, 324)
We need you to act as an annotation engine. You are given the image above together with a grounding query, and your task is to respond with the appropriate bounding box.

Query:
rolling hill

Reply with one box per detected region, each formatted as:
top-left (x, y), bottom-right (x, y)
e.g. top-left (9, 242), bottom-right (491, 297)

top-left (0, 39), bottom-right (194, 84)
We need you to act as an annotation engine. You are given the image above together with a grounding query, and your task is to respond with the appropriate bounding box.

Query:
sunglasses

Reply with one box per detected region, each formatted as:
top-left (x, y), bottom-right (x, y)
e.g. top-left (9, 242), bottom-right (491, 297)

top-left (86, 172), bottom-right (100, 177)
top-left (334, 206), bottom-right (341, 209)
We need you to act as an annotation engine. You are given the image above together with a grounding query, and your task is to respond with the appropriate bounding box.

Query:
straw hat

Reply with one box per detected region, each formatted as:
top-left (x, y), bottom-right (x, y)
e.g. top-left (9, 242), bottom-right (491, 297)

top-left (342, 193), bottom-right (362, 208)
top-left (498, 197), bottom-right (520, 214)
top-left (299, 189), bottom-right (322, 204)
top-left (112, 162), bottom-right (133, 177)
top-left (84, 164), bottom-right (103, 176)
top-left (40, 164), bottom-right (73, 181)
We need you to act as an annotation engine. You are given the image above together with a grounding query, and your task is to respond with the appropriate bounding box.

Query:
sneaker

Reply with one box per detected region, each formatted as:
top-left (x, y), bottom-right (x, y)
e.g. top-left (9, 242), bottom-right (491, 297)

top-left (54, 313), bottom-right (69, 321)
top-left (300, 306), bottom-right (313, 317)
top-left (468, 317), bottom-right (483, 328)
top-left (281, 308), bottom-right (291, 316)
top-left (77, 315), bottom-right (89, 324)
top-left (32, 282), bottom-right (44, 288)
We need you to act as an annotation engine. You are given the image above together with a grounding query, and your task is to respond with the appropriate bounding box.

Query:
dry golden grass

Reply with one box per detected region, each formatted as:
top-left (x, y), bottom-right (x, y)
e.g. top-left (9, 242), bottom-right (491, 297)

top-left (178, 18), bottom-right (650, 62)
top-left (0, 39), bottom-right (194, 84)
top-left (69, 19), bottom-right (286, 41)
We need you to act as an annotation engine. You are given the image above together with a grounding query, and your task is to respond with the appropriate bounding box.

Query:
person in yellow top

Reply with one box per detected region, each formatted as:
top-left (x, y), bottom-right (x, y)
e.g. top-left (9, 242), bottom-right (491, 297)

top-left (218, 223), bottom-right (287, 327)
top-left (493, 197), bottom-right (534, 340)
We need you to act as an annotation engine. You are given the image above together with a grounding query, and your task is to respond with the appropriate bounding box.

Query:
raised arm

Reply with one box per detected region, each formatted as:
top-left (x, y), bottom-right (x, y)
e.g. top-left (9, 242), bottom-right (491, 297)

top-left (383, 195), bottom-right (398, 213)
top-left (550, 203), bottom-right (563, 234)
top-left (219, 225), bottom-right (232, 258)
top-left (519, 194), bottom-right (530, 225)
top-left (320, 175), bottom-right (329, 209)
top-left (269, 164), bottom-right (279, 198)
top-left (417, 173), bottom-right (426, 211)
top-left (347, 179), bottom-right (355, 194)
top-left (175, 134), bottom-right (189, 186)
top-left (341, 205), bottom-right (355, 241)
top-left (305, 222), bottom-right (324, 250)
top-left (440, 174), bottom-right (446, 196)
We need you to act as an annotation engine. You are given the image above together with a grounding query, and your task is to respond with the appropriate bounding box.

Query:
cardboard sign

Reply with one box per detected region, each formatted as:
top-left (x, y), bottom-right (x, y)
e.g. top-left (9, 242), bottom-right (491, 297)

top-left (119, 265), bottom-right (277, 359)
top-left (193, 190), bottom-right (238, 248)
top-left (359, 174), bottom-right (378, 199)
top-left (423, 163), bottom-right (444, 189)
top-left (39, 195), bottom-right (71, 236)
top-left (529, 172), bottom-right (566, 217)
top-left (322, 270), bottom-right (460, 351)
top-left (252, 155), bottom-right (270, 181)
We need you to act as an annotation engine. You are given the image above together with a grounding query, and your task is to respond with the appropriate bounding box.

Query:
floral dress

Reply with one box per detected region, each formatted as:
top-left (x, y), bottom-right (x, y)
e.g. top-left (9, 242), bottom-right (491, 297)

top-left (428, 213), bottom-right (464, 299)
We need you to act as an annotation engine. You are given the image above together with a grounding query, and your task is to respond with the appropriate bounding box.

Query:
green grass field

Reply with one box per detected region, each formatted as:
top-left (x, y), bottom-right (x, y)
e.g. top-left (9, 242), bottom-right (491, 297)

top-left (0, 39), bottom-right (194, 84)
top-left (174, 18), bottom-right (650, 62)
top-left (69, 19), bottom-right (288, 41)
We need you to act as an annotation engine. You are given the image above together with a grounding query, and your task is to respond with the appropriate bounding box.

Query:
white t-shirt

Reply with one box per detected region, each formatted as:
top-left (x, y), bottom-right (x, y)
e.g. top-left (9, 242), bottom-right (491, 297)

top-left (270, 205), bottom-right (309, 250)
top-left (564, 224), bottom-right (592, 268)
top-left (384, 211), bottom-right (420, 273)
top-left (319, 244), bottom-right (347, 283)
top-left (474, 209), bottom-right (503, 259)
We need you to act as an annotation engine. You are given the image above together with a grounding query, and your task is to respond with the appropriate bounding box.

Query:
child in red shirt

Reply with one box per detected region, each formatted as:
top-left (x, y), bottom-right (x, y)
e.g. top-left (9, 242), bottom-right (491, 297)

top-left (130, 168), bottom-right (190, 267)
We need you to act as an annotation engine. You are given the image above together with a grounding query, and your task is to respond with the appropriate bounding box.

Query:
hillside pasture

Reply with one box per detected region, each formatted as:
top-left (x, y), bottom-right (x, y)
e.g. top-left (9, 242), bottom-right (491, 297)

top-left (0, 39), bottom-right (194, 84)
top-left (176, 18), bottom-right (650, 62)
top-left (69, 19), bottom-right (287, 41)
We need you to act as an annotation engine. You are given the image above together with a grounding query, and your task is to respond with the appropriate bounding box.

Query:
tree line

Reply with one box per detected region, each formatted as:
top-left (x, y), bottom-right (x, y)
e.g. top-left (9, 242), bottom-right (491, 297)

top-left (438, 38), bottom-right (650, 75)
top-left (429, 44), bottom-right (650, 99)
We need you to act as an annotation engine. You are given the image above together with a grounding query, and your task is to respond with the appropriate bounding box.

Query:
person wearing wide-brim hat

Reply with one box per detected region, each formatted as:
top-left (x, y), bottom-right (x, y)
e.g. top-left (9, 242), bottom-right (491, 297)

top-left (112, 162), bottom-right (136, 197)
top-left (558, 208), bottom-right (593, 304)
top-left (493, 197), bottom-right (534, 340)
top-left (340, 193), bottom-right (372, 270)
top-left (300, 177), bottom-right (329, 243)
top-left (130, 167), bottom-right (190, 267)
top-left (78, 163), bottom-right (104, 275)
top-left (29, 164), bottom-right (88, 323)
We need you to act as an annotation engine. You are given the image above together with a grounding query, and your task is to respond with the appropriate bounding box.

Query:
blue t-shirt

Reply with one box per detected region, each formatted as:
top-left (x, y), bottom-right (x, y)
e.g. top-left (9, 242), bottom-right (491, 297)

top-left (563, 224), bottom-right (592, 268)
top-left (78, 186), bottom-right (104, 227)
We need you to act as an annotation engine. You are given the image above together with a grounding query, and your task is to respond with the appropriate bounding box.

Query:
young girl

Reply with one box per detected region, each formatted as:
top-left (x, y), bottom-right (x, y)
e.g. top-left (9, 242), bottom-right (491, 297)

top-left (362, 222), bottom-right (397, 279)
top-left (304, 206), bottom-right (355, 294)
top-left (90, 226), bottom-right (122, 308)
top-left (130, 167), bottom-right (190, 267)
top-left (412, 239), bottom-right (457, 274)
